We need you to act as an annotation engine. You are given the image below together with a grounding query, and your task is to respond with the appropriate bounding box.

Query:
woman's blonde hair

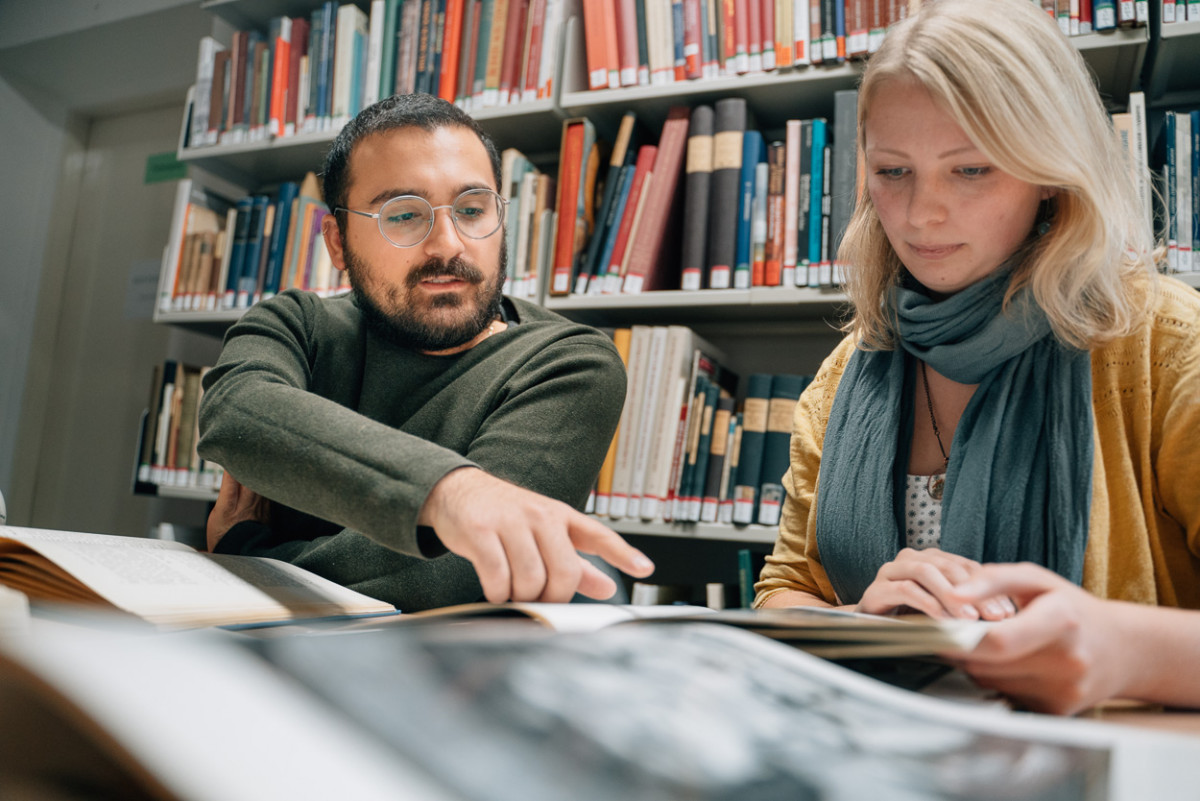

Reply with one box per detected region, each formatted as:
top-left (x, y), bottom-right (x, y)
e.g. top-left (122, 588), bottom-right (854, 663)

top-left (840, 0), bottom-right (1158, 350)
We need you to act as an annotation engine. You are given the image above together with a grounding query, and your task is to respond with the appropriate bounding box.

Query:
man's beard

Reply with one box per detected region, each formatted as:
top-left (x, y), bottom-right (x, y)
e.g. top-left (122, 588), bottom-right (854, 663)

top-left (345, 245), bottom-right (505, 352)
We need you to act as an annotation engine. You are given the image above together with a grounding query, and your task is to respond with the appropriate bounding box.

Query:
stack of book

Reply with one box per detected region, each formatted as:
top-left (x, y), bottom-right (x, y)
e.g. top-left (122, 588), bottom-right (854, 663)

top-left (135, 360), bottom-right (223, 494)
top-left (590, 326), bottom-right (812, 530)
top-left (158, 172), bottom-right (342, 315)
top-left (575, 0), bottom-right (1138, 93)
top-left (186, 0), bottom-right (566, 150)
top-left (547, 91), bottom-right (859, 296)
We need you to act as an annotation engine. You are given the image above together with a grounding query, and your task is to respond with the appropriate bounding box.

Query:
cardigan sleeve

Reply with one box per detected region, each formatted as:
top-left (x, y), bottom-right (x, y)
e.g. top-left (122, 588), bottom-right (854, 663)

top-left (753, 335), bottom-right (857, 607)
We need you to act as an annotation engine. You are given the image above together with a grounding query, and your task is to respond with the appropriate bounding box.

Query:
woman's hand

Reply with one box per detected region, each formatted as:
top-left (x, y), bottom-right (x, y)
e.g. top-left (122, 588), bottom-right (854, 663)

top-left (856, 548), bottom-right (1016, 620)
top-left (947, 563), bottom-right (1139, 715)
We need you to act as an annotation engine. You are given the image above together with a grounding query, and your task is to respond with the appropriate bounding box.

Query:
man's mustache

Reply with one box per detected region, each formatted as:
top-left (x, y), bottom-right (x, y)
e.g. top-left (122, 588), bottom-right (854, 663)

top-left (406, 257), bottom-right (485, 288)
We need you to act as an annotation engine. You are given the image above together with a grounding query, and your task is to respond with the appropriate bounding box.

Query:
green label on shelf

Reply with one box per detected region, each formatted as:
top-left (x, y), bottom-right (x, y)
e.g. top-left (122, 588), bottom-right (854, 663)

top-left (144, 152), bottom-right (187, 184)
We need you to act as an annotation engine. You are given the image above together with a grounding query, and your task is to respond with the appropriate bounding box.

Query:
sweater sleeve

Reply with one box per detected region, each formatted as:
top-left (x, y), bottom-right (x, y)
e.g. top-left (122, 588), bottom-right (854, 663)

top-left (197, 293), bottom-right (474, 558)
top-left (754, 336), bottom-right (857, 607)
top-left (199, 293), bottom-right (625, 565)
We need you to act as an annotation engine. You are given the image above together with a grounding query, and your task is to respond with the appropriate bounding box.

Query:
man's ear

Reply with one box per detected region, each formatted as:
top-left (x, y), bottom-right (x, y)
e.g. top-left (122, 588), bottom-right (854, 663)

top-left (322, 214), bottom-right (347, 272)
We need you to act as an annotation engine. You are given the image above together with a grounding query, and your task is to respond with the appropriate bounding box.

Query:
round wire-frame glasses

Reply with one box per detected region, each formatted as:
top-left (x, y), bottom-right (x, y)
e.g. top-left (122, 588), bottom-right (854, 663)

top-left (335, 188), bottom-right (508, 248)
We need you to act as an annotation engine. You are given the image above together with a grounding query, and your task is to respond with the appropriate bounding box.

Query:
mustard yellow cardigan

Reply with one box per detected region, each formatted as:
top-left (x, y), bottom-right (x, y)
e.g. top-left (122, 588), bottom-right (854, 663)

top-left (756, 277), bottom-right (1200, 609)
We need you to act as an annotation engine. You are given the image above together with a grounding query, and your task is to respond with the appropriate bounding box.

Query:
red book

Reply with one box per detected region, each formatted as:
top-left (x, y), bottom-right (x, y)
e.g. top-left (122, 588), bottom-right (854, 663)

top-left (614, 0), bottom-right (640, 86)
top-left (439, 0), bottom-right (465, 102)
top-left (746, 0), bottom-right (761, 71)
top-left (284, 18), bottom-right (309, 136)
top-left (760, 0), bottom-right (775, 70)
top-left (520, 0), bottom-right (547, 100)
top-left (497, 0), bottom-right (529, 103)
top-left (208, 50), bottom-right (230, 145)
top-left (762, 140), bottom-right (786, 286)
top-left (623, 107), bottom-right (693, 293)
top-left (847, 0), bottom-right (869, 58)
top-left (603, 144), bottom-right (657, 293)
top-left (723, 0), bottom-right (738, 72)
top-left (550, 120), bottom-right (588, 296)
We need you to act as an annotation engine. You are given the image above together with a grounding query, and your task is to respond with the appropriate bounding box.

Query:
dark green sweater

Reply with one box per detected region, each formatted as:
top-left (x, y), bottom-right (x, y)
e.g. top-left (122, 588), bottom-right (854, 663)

top-left (196, 290), bottom-right (626, 611)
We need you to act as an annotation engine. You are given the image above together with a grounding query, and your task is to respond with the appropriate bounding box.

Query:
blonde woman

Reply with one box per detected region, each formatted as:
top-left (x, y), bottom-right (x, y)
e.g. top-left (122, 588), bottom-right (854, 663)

top-left (756, 0), bottom-right (1200, 714)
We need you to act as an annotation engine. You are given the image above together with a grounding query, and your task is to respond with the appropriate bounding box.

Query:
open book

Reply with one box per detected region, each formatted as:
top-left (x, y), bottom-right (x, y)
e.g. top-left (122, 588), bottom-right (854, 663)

top-left (0, 525), bottom-right (396, 629)
top-left (6, 610), bottom-right (1194, 801)
top-left (348, 601), bottom-right (991, 659)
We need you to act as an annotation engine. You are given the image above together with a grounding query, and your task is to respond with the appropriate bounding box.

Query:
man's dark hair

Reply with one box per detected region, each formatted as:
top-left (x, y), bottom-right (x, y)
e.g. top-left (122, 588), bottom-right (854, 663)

top-left (322, 93), bottom-right (503, 231)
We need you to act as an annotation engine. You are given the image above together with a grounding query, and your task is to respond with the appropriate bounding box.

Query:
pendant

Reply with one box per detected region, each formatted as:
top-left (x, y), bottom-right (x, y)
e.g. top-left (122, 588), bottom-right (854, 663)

top-left (926, 474), bottom-right (945, 501)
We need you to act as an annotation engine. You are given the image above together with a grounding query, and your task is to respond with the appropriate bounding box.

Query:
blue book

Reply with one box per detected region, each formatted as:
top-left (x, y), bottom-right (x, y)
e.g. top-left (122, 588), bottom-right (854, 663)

top-left (589, 164), bottom-right (636, 294)
top-left (224, 196), bottom-right (255, 308)
top-left (1166, 111), bottom-right (1177, 269)
top-left (317, 1), bottom-right (337, 127)
top-left (808, 118), bottom-right (827, 277)
top-left (1192, 110), bottom-right (1199, 271)
top-left (735, 130), bottom-right (765, 289)
top-left (237, 195), bottom-right (270, 308)
top-left (262, 182), bottom-right (300, 300)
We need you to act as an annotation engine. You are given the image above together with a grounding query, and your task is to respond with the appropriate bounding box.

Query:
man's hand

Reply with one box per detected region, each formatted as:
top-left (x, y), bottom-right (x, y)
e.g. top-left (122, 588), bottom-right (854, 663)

top-left (206, 474), bottom-right (271, 552)
top-left (419, 467), bottom-right (655, 603)
top-left (856, 548), bottom-right (1016, 621)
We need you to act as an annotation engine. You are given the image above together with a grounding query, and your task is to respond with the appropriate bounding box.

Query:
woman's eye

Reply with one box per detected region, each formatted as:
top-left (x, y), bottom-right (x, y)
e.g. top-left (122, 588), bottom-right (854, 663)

top-left (958, 166), bottom-right (992, 178)
top-left (875, 167), bottom-right (907, 179)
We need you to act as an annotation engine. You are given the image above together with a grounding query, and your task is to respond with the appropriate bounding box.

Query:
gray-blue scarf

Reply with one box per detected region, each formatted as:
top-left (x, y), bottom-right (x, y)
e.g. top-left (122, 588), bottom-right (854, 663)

top-left (815, 267), bottom-right (1093, 604)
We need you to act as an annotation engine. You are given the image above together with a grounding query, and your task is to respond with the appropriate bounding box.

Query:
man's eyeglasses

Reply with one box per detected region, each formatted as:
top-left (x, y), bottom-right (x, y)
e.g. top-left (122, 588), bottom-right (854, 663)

top-left (334, 188), bottom-right (508, 249)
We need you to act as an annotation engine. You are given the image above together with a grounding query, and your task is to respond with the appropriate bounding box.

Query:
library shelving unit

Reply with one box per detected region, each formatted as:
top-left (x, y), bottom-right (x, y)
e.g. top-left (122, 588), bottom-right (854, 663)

top-left (148, 0), bottom-right (1163, 576)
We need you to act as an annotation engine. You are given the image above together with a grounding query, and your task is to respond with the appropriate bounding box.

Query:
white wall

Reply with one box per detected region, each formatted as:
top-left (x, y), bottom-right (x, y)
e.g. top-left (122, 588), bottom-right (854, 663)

top-left (1, 1), bottom-right (221, 534)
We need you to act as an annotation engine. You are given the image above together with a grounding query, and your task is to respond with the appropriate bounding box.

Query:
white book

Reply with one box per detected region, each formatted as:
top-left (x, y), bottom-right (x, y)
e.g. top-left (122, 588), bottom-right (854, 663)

top-left (0, 526), bottom-right (396, 629)
top-left (792, 0), bottom-right (811, 65)
top-left (1127, 91), bottom-right (1152, 237)
top-left (332, 4), bottom-right (369, 127)
top-left (608, 325), bottom-right (654, 519)
top-left (362, 0), bottom-right (387, 108)
top-left (190, 36), bottom-right (225, 148)
top-left (1176, 111), bottom-right (1192, 270)
top-left (626, 326), bottom-right (669, 519)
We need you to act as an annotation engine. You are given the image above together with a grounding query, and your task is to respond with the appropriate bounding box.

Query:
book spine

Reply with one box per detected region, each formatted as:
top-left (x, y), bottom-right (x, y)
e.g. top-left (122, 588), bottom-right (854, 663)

top-left (705, 97), bottom-right (747, 290)
top-left (763, 141), bottom-right (785, 287)
top-left (757, 374), bottom-right (807, 526)
top-left (699, 396), bottom-right (735, 522)
top-left (680, 104), bottom-right (714, 291)
top-left (550, 121), bottom-right (587, 295)
top-left (829, 90), bottom-right (859, 279)
top-left (733, 130), bottom-right (763, 289)
top-left (731, 373), bottom-right (772, 524)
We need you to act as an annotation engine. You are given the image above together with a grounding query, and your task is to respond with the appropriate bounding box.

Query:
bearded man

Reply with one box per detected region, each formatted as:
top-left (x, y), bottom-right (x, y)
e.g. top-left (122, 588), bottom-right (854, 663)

top-left (197, 93), bottom-right (652, 612)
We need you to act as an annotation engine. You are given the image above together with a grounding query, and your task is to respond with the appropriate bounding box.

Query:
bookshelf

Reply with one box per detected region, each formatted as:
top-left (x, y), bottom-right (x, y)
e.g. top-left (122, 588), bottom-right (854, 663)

top-left (1143, 17), bottom-right (1200, 109)
top-left (148, 0), bottom-right (1168, 589)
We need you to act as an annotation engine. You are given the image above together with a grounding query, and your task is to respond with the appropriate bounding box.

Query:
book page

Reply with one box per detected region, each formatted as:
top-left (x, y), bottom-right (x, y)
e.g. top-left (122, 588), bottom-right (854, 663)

top-left (395, 601), bottom-right (716, 634)
top-left (0, 526), bottom-right (393, 628)
top-left (254, 620), bottom-right (1200, 801)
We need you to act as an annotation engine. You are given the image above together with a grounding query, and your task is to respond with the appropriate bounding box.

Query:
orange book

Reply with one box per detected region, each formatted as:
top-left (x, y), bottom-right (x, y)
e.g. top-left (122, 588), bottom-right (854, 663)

top-left (593, 328), bottom-right (633, 516)
top-left (581, 0), bottom-right (613, 89)
top-left (549, 120), bottom-right (587, 296)
top-left (438, 0), bottom-right (465, 102)
top-left (483, 0), bottom-right (511, 105)
top-left (623, 106), bottom-right (692, 293)
top-left (268, 34), bottom-right (291, 137)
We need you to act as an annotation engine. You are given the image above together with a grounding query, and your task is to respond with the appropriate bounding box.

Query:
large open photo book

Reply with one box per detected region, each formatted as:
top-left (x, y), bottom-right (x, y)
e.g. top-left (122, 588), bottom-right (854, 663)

top-left (0, 526), bottom-right (396, 629)
top-left (347, 600), bottom-right (992, 659)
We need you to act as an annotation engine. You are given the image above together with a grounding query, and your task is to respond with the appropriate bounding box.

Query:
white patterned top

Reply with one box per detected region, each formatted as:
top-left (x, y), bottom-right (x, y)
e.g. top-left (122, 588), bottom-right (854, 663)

top-left (904, 475), bottom-right (944, 550)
